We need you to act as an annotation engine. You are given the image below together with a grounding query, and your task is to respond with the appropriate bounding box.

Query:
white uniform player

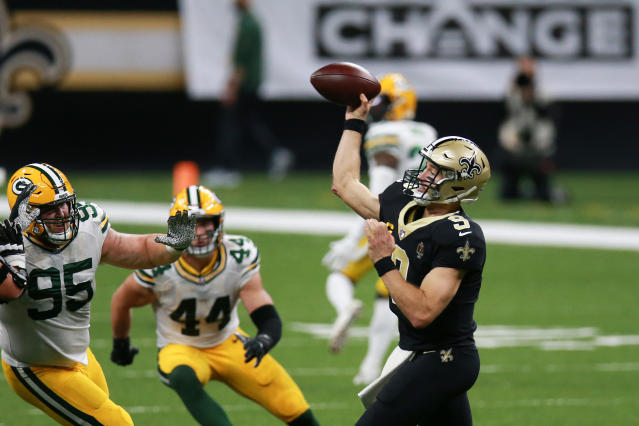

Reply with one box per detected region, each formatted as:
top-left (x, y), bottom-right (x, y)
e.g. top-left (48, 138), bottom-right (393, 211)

top-left (0, 162), bottom-right (195, 426)
top-left (134, 233), bottom-right (259, 350)
top-left (110, 185), bottom-right (318, 426)
top-left (0, 201), bottom-right (108, 368)
top-left (323, 73), bottom-right (438, 386)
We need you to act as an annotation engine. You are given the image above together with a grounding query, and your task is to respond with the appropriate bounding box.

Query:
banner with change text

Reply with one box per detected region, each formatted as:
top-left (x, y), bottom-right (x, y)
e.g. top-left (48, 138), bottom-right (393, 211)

top-left (180, 0), bottom-right (639, 100)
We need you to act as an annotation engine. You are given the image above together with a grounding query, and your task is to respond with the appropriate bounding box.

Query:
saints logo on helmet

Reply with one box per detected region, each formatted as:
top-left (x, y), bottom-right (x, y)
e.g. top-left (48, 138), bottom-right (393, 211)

top-left (402, 136), bottom-right (491, 205)
top-left (6, 163), bottom-right (79, 252)
top-left (369, 73), bottom-right (417, 122)
top-left (170, 185), bottom-right (224, 257)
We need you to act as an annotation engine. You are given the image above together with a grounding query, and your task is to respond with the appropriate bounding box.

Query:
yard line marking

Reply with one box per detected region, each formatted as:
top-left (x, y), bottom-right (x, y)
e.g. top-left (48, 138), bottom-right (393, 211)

top-left (475, 397), bottom-right (630, 408)
top-left (1, 198), bottom-right (637, 250)
top-left (290, 322), bottom-right (639, 350)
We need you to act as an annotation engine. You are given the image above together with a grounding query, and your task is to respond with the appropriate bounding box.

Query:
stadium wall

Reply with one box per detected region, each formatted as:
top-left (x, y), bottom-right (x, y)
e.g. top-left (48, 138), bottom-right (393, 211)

top-left (2, 92), bottom-right (638, 173)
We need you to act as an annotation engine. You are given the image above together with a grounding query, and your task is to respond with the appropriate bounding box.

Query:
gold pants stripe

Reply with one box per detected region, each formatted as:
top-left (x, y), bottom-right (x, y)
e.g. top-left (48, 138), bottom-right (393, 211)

top-left (10, 365), bottom-right (103, 425)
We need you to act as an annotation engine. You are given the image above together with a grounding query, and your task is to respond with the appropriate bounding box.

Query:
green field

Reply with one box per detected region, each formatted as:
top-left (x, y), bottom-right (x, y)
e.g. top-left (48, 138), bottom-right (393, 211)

top-left (1, 171), bottom-right (638, 425)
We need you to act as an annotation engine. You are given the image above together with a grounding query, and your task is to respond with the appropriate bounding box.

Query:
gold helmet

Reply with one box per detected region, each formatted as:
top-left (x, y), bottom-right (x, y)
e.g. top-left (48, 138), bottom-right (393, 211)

top-left (6, 163), bottom-right (79, 251)
top-left (170, 185), bottom-right (224, 257)
top-left (402, 136), bottom-right (491, 205)
top-left (370, 73), bottom-right (417, 122)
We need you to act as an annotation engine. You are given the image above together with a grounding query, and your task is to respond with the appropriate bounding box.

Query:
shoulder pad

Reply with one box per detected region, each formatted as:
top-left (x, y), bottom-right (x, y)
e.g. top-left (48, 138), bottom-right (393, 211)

top-left (432, 214), bottom-right (484, 247)
top-left (224, 234), bottom-right (260, 268)
top-left (77, 201), bottom-right (110, 233)
top-left (364, 122), bottom-right (401, 156)
top-left (134, 264), bottom-right (172, 288)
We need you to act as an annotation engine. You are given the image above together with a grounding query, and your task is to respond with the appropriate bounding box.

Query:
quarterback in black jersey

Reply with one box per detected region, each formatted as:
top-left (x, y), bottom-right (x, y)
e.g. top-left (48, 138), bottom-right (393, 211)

top-left (332, 94), bottom-right (491, 426)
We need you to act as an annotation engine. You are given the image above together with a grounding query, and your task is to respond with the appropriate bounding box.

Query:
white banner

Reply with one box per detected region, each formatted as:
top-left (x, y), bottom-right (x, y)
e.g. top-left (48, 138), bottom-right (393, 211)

top-left (180, 0), bottom-right (639, 100)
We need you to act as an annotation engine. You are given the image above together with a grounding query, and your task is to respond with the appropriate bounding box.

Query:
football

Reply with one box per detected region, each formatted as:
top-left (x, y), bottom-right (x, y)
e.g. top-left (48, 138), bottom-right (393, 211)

top-left (310, 62), bottom-right (381, 108)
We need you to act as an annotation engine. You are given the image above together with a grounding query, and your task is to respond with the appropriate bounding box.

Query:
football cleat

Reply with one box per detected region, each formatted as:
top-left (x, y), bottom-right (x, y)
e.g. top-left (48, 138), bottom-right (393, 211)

top-left (6, 163), bottom-right (78, 252)
top-left (170, 185), bottom-right (224, 257)
top-left (402, 136), bottom-right (491, 206)
top-left (329, 299), bottom-right (364, 354)
top-left (353, 364), bottom-right (381, 386)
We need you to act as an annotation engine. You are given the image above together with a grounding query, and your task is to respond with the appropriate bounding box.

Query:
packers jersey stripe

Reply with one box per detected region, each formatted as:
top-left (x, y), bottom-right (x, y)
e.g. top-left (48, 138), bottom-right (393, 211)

top-left (364, 135), bottom-right (400, 150)
top-left (243, 263), bottom-right (258, 274)
top-left (249, 250), bottom-right (260, 266)
top-left (134, 270), bottom-right (155, 286)
top-left (11, 367), bottom-right (103, 426)
top-left (28, 163), bottom-right (66, 194)
top-left (99, 216), bottom-right (109, 233)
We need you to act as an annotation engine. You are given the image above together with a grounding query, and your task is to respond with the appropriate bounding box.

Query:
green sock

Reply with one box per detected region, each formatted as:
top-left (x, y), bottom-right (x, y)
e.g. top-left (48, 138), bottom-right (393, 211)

top-left (288, 409), bottom-right (320, 426)
top-left (168, 365), bottom-right (232, 426)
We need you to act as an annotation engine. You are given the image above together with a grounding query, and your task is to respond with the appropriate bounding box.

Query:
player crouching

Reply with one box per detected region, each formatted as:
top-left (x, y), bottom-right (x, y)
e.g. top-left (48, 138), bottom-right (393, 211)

top-left (110, 185), bottom-right (320, 426)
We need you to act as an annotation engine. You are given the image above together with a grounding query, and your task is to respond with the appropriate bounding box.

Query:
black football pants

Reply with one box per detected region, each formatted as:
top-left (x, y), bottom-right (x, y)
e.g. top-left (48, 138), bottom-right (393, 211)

top-left (355, 345), bottom-right (480, 426)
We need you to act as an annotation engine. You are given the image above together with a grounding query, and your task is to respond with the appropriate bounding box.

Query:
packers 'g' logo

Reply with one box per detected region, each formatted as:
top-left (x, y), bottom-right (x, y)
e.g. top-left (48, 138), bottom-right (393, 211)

top-left (459, 153), bottom-right (482, 179)
top-left (12, 177), bottom-right (33, 196)
top-left (0, 0), bottom-right (70, 134)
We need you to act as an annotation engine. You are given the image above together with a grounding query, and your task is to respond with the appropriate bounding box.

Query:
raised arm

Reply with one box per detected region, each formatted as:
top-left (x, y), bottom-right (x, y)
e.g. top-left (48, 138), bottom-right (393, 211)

top-left (331, 94), bottom-right (381, 220)
top-left (101, 210), bottom-right (195, 269)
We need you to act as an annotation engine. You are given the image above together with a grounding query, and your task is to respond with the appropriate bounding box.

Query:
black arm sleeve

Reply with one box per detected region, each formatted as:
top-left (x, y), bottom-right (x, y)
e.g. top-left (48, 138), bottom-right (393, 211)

top-left (249, 304), bottom-right (282, 350)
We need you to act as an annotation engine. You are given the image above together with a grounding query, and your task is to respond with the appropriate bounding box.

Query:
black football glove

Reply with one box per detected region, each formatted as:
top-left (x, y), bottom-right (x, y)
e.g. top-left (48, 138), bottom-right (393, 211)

top-left (9, 183), bottom-right (39, 230)
top-left (111, 337), bottom-right (139, 366)
top-left (155, 210), bottom-right (196, 251)
top-left (235, 332), bottom-right (273, 367)
top-left (0, 219), bottom-right (27, 289)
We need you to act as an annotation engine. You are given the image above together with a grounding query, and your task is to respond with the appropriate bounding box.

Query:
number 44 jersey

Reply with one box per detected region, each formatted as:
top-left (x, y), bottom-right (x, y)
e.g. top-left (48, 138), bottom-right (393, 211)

top-left (134, 234), bottom-right (260, 349)
top-left (0, 202), bottom-right (110, 368)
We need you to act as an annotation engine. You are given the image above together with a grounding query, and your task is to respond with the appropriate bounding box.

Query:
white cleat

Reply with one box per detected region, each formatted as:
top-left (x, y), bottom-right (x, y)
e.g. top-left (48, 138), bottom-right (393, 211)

top-left (353, 365), bottom-right (381, 386)
top-left (329, 299), bottom-right (363, 354)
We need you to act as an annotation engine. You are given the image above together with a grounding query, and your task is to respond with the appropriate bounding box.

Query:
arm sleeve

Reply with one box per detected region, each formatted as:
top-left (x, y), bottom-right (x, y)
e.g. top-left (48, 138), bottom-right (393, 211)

top-left (250, 304), bottom-right (282, 349)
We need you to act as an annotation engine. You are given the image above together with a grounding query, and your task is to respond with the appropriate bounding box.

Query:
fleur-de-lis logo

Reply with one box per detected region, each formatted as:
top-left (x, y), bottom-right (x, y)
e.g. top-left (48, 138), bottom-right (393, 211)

top-left (0, 0), bottom-right (70, 134)
top-left (440, 348), bottom-right (453, 363)
top-left (459, 153), bottom-right (482, 179)
top-left (456, 240), bottom-right (475, 261)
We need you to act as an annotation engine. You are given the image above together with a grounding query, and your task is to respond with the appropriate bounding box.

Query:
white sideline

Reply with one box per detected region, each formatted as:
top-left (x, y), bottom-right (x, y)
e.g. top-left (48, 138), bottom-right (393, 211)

top-left (1, 197), bottom-right (638, 251)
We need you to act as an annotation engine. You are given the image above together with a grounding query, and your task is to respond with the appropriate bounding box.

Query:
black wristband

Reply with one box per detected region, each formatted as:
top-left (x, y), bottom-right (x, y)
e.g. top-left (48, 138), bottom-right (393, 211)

top-left (344, 118), bottom-right (368, 135)
top-left (374, 257), bottom-right (397, 277)
top-left (250, 304), bottom-right (282, 349)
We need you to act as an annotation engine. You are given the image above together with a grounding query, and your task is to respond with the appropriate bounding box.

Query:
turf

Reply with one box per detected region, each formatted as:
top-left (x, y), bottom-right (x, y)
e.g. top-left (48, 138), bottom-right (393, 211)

top-left (1, 171), bottom-right (638, 425)
top-left (67, 170), bottom-right (639, 227)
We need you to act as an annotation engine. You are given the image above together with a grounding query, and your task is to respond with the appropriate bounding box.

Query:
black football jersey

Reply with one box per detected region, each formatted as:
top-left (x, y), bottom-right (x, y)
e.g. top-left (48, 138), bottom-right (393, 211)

top-left (379, 182), bottom-right (486, 351)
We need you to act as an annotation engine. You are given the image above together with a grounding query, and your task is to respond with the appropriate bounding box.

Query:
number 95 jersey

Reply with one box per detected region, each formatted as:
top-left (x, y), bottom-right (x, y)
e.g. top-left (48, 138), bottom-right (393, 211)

top-left (134, 234), bottom-right (260, 349)
top-left (0, 202), bottom-right (110, 368)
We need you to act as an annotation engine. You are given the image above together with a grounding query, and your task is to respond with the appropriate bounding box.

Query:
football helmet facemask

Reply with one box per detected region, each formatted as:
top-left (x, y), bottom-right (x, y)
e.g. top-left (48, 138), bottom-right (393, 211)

top-left (402, 136), bottom-right (491, 206)
top-left (369, 73), bottom-right (417, 122)
top-left (6, 163), bottom-right (79, 252)
top-left (170, 185), bottom-right (224, 257)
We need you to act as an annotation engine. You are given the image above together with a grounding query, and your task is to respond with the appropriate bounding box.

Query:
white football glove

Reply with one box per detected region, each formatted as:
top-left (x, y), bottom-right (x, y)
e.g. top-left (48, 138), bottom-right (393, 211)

top-left (9, 183), bottom-right (40, 230)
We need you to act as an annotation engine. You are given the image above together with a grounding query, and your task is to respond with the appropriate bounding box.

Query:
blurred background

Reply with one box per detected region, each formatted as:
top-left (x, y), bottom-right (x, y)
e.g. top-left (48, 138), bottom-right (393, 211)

top-left (1, 1), bottom-right (639, 425)
top-left (1, 0), bottom-right (638, 173)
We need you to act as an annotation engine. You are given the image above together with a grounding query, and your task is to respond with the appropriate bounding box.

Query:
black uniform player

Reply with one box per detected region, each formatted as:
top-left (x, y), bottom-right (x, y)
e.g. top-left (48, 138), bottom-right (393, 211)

top-left (331, 94), bottom-right (491, 425)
